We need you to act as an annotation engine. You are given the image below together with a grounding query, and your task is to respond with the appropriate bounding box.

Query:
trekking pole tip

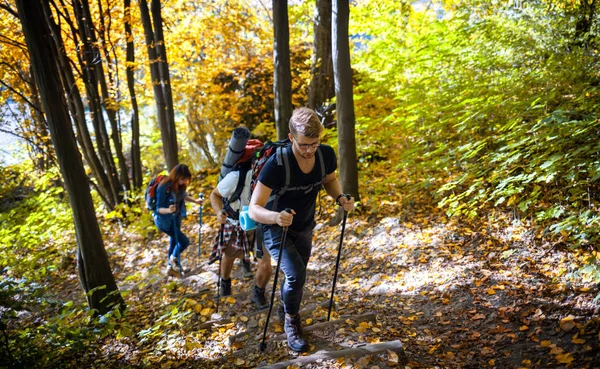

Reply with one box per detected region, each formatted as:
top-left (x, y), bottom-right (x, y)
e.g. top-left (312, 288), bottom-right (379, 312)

top-left (259, 342), bottom-right (267, 352)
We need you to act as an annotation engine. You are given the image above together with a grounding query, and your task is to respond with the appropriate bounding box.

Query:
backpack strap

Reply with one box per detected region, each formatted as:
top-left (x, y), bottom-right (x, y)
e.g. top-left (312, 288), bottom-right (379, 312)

top-left (267, 145), bottom-right (292, 210)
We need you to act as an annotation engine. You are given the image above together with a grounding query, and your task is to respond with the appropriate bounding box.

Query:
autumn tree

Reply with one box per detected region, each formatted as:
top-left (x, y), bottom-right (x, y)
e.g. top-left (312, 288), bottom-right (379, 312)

top-left (16, 0), bottom-right (123, 315)
top-left (308, 0), bottom-right (335, 110)
top-left (0, 4), bottom-right (54, 170)
top-left (125, 0), bottom-right (142, 188)
top-left (332, 0), bottom-right (359, 204)
top-left (273, 0), bottom-right (293, 140)
top-left (138, 0), bottom-right (178, 170)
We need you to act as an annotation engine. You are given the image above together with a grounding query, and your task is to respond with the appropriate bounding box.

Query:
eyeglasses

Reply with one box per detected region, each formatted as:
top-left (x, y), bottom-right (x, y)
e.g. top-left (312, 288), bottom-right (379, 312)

top-left (293, 136), bottom-right (320, 150)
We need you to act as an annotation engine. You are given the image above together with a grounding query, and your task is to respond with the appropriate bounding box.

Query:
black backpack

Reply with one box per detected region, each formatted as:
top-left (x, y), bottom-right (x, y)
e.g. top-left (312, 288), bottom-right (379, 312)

top-left (249, 138), bottom-right (326, 211)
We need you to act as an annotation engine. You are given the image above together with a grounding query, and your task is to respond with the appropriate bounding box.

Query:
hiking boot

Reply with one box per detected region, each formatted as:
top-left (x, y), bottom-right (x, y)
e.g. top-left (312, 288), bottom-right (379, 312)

top-left (166, 264), bottom-right (179, 277)
top-left (284, 314), bottom-right (308, 352)
top-left (220, 278), bottom-right (232, 296)
top-left (242, 259), bottom-right (253, 279)
top-left (168, 255), bottom-right (181, 274)
top-left (251, 285), bottom-right (268, 310)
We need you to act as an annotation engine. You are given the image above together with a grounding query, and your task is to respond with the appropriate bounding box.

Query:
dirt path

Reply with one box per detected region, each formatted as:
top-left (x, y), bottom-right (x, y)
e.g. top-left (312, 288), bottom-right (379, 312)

top-left (74, 204), bottom-right (600, 368)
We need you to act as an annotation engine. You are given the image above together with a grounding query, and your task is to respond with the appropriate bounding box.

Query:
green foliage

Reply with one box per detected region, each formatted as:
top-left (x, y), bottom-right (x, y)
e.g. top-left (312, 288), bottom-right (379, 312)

top-left (0, 164), bottom-right (75, 282)
top-left (352, 1), bottom-right (600, 280)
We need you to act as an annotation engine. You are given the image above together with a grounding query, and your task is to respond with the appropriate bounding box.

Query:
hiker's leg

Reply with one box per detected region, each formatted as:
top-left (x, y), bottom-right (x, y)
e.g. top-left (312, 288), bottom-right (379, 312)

top-left (264, 227), bottom-right (311, 316)
top-left (220, 253), bottom-right (236, 280)
top-left (172, 218), bottom-right (190, 259)
top-left (255, 249), bottom-right (272, 289)
top-left (160, 226), bottom-right (176, 260)
top-left (221, 233), bottom-right (242, 279)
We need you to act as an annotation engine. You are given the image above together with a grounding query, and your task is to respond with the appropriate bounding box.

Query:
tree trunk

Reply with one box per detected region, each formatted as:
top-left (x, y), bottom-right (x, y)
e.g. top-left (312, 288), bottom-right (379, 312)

top-left (125, 0), bottom-right (142, 189)
top-left (331, 0), bottom-right (359, 225)
top-left (308, 0), bottom-right (334, 110)
top-left (72, 0), bottom-right (122, 205)
top-left (93, 0), bottom-right (131, 194)
top-left (151, 0), bottom-right (178, 166)
top-left (139, 0), bottom-right (179, 170)
top-left (273, 0), bottom-right (292, 140)
top-left (44, 0), bottom-right (117, 209)
top-left (16, 0), bottom-right (124, 315)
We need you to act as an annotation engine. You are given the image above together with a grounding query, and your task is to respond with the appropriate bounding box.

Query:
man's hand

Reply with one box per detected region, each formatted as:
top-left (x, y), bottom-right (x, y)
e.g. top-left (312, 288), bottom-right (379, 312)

top-left (276, 209), bottom-right (295, 227)
top-left (169, 204), bottom-right (177, 213)
top-left (338, 194), bottom-right (355, 213)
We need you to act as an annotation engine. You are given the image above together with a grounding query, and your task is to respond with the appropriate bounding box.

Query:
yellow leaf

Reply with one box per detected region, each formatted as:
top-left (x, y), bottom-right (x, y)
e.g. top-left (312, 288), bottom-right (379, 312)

top-left (372, 327), bottom-right (381, 333)
top-left (225, 296), bottom-right (236, 304)
top-left (305, 318), bottom-right (313, 325)
top-left (234, 358), bottom-right (245, 365)
top-left (486, 289), bottom-right (496, 295)
top-left (239, 316), bottom-right (248, 322)
top-left (555, 353), bottom-right (574, 364)
top-left (572, 338), bottom-right (585, 344)
top-left (200, 307), bottom-right (212, 316)
top-left (540, 340), bottom-right (552, 347)
top-left (519, 325), bottom-right (529, 331)
top-left (387, 350), bottom-right (399, 364)
top-left (355, 326), bottom-right (367, 333)
top-left (194, 304), bottom-right (203, 313)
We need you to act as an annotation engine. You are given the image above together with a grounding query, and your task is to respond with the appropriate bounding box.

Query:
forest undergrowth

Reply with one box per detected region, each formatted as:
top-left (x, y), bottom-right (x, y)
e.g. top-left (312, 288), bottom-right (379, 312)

top-left (2, 163), bottom-right (599, 369)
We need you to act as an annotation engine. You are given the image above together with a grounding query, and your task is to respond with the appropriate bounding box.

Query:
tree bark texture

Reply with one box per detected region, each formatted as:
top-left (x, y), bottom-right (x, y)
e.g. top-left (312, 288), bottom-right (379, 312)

top-left (72, 0), bottom-right (122, 205)
top-left (44, 0), bottom-right (118, 209)
top-left (332, 0), bottom-right (359, 201)
top-left (273, 0), bottom-right (293, 140)
top-left (16, 0), bottom-right (124, 315)
top-left (139, 0), bottom-right (179, 170)
top-left (308, 0), bottom-right (335, 110)
top-left (125, 0), bottom-right (142, 188)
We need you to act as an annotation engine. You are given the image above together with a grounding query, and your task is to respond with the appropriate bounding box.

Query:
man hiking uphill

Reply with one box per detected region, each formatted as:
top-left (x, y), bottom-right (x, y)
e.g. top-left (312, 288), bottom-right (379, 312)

top-left (248, 107), bottom-right (354, 352)
top-left (209, 143), bottom-right (273, 309)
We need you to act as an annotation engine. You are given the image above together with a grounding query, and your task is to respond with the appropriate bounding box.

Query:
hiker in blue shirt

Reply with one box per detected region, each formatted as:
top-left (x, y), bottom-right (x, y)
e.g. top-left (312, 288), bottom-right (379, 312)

top-left (154, 164), bottom-right (203, 277)
top-left (249, 107), bottom-right (354, 352)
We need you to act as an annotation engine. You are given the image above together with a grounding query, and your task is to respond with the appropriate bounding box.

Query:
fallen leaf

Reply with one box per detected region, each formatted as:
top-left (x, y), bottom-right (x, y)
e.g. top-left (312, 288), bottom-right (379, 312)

top-left (555, 353), bottom-right (574, 364)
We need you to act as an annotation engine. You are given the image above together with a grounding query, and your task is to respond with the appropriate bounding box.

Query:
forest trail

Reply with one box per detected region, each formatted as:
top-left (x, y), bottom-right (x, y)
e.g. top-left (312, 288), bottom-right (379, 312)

top-left (89, 198), bottom-right (600, 368)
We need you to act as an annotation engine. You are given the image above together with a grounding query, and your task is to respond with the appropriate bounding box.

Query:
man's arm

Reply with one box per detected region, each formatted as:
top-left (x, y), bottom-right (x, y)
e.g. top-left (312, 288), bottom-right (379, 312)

top-left (323, 173), bottom-right (354, 212)
top-left (249, 181), bottom-right (294, 227)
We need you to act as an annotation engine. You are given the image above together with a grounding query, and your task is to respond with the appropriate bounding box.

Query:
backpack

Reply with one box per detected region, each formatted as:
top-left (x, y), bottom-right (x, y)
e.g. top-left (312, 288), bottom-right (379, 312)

top-left (144, 175), bottom-right (168, 211)
top-left (220, 138), bottom-right (263, 220)
top-left (221, 160), bottom-right (251, 220)
top-left (249, 138), bottom-right (326, 211)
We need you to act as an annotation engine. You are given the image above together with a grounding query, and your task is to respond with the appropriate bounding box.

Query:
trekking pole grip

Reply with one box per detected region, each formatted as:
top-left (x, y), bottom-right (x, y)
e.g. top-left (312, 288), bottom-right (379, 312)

top-left (283, 208), bottom-right (292, 229)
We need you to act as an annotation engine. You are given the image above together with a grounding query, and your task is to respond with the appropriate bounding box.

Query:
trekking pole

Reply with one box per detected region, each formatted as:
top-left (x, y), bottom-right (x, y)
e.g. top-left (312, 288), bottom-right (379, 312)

top-left (215, 209), bottom-right (226, 315)
top-left (327, 195), bottom-right (350, 321)
top-left (197, 193), bottom-right (204, 269)
top-left (259, 208), bottom-right (292, 352)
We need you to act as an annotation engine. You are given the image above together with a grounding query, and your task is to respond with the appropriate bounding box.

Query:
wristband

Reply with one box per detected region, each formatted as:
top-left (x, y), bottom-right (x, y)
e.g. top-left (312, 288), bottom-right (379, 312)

top-left (335, 193), bottom-right (345, 206)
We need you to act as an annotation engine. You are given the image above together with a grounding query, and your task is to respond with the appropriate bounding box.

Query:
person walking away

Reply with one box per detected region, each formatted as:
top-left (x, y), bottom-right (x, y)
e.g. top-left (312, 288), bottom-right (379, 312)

top-left (248, 107), bottom-right (354, 352)
top-left (209, 150), bottom-right (273, 309)
top-left (154, 164), bottom-right (203, 277)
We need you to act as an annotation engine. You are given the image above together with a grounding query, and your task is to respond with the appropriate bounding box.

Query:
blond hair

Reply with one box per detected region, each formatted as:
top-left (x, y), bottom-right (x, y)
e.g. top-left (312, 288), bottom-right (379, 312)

top-left (289, 107), bottom-right (323, 138)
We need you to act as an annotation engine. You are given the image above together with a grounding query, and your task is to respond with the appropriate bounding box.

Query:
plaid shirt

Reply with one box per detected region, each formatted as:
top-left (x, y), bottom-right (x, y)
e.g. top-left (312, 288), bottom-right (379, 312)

top-left (209, 220), bottom-right (251, 261)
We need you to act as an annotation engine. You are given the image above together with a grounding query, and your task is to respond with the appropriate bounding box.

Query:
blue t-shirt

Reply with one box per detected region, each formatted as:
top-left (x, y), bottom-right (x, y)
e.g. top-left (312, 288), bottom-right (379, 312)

top-left (258, 144), bottom-right (337, 231)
